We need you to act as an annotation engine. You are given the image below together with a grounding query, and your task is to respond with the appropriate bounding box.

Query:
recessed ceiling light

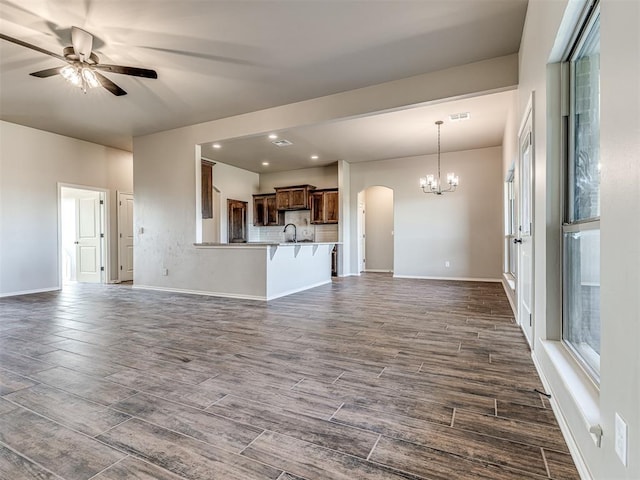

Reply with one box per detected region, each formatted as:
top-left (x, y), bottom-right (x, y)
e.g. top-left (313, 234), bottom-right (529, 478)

top-left (310, 155), bottom-right (319, 160)
top-left (262, 161), bottom-right (269, 166)
top-left (212, 143), bottom-right (221, 149)
top-left (268, 133), bottom-right (278, 140)
top-left (449, 112), bottom-right (470, 122)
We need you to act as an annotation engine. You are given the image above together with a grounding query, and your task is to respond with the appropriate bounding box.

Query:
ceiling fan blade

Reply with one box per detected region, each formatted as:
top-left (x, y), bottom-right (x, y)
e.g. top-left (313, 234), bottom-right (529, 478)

top-left (29, 67), bottom-right (63, 78)
top-left (94, 71), bottom-right (127, 96)
top-left (94, 64), bottom-right (158, 79)
top-left (71, 26), bottom-right (93, 62)
top-left (0, 33), bottom-right (66, 61)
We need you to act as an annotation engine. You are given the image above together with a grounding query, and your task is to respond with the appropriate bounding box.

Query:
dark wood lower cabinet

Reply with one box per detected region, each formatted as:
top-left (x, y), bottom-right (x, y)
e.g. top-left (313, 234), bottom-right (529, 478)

top-left (227, 199), bottom-right (247, 243)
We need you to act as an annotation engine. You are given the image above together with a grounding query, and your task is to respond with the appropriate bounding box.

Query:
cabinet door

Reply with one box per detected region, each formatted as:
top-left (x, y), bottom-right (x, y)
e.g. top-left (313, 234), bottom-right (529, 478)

top-left (311, 193), bottom-right (324, 224)
top-left (201, 161), bottom-right (213, 219)
top-left (253, 197), bottom-right (265, 226)
top-left (265, 195), bottom-right (284, 225)
top-left (228, 199), bottom-right (247, 242)
top-left (290, 188), bottom-right (308, 209)
top-left (275, 191), bottom-right (290, 210)
top-left (324, 190), bottom-right (339, 223)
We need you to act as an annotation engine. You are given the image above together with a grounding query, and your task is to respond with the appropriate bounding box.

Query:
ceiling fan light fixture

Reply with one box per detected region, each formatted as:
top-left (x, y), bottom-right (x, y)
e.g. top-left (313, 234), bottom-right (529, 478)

top-left (1, 28), bottom-right (157, 97)
top-left (61, 65), bottom-right (81, 86)
top-left (82, 68), bottom-right (100, 89)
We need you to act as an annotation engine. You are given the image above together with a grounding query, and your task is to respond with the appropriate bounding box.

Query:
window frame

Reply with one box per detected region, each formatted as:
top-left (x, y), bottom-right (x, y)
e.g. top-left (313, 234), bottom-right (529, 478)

top-left (504, 174), bottom-right (518, 281)
top-left (561, 1), bottom-right (601, 384)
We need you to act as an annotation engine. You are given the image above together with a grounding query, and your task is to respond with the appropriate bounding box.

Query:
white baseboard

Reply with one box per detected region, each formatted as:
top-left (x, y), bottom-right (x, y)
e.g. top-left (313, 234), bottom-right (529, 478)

top-left (364, 269), bottom-right (393, 273)
top-left (133, 285), bottom-right (266, 301)
top-left (393, 274), bottom-right (502, 282)
top-left (531, 348), bottom-right (594, 480)
top-left (501, 279), bottom-right (517, 317)
top-left (0, 287), bottom-right (60, 298)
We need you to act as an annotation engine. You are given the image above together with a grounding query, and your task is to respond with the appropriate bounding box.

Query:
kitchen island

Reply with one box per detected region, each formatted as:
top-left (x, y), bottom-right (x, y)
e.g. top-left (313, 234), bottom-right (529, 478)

top-left (191, 242), bottom-right (338, 300)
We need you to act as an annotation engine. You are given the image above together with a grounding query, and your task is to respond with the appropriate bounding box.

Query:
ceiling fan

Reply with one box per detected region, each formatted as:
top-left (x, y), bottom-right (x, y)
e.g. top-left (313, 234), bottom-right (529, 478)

top-left (0, 27), bottom-right (157, 96)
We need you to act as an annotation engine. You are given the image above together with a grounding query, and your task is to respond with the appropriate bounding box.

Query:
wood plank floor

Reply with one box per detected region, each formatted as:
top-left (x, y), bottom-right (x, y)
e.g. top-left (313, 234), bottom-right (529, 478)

top-left (0, 274), bottom-right (580, 480)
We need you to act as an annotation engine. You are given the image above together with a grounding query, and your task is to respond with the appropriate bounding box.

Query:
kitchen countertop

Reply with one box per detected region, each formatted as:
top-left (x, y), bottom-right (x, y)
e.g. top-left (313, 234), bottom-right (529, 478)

top-left (194, 242), bottom-right (340, 247)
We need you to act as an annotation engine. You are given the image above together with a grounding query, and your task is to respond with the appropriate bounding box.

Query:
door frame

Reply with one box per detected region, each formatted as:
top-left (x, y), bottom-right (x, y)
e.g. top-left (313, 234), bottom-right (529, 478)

top-left (357, 186), bottom-right (395, 274)
top-left (357, 190), bottom-right (365, 274)
top-left (117, 191), bottom-right (134, 283)
top-left (516, 94), bottom-right (535, 346)
top-left (58, 183), bottom-right (110, 287)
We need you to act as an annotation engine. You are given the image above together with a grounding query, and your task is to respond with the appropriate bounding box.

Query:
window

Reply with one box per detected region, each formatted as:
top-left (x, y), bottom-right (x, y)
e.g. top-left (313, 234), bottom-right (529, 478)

top-left (562, 5), bottom-right (600, 380)
top-left (504, 175), bottom-right (517, 281)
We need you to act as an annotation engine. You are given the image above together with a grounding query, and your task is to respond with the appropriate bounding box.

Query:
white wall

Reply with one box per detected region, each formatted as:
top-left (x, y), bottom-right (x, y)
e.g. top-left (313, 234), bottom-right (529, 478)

top-left (349, 147), bottom-right (503, 280)
top-left (598, 1), bottom-right (639, 478)
top-left (0, 121), bottom-right (132, 296)
top-left (259, 164), bottom-right (338, 193)
top-left (364, 186), bottom-right (394, 272)
top-left (517, 1), bottom-right (640, 478)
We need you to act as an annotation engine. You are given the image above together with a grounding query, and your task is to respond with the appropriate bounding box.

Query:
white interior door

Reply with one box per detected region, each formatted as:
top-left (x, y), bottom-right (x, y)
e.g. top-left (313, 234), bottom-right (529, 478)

top-left (517, 105), bottom-right (534, 346)
top-left (76, 193), bottom-right (102, 283)
top-left (118, 192), bottom-right (134, 281)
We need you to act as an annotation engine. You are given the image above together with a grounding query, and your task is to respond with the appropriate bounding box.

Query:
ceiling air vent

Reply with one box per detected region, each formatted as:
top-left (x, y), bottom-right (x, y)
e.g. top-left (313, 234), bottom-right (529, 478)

top-left (272, 139), bottom-right (293, 147)
top-left (449, 112), bottom-right (470, 122)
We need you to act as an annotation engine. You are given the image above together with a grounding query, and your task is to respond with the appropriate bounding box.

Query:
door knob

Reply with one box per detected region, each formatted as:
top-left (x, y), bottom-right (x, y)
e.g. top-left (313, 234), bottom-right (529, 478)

top-left (74, 241), bottom-right (79, 244)
top-left (513, 238), bottom-right (523, 244)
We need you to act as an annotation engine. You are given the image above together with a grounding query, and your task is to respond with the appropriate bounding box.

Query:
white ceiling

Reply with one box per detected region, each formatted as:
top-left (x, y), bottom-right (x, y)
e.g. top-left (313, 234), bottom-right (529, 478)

top-left (0, 0), bottom-right (527, 153)
top-left (199, 90), bottom-right (515, 173)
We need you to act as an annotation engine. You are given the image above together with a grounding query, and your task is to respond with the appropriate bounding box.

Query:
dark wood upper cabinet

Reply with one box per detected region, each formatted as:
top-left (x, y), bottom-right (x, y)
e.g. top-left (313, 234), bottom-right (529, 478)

top-left (253, 194), bottom-right (284, 226)
top-left (275, 185), bottom-right (316, 210)
top-left (227, 199), bottom-right (247, 243)
top-left (311, 189), bottom-right (339, 224)
top-left (201, 160), bottom-right (214, 219)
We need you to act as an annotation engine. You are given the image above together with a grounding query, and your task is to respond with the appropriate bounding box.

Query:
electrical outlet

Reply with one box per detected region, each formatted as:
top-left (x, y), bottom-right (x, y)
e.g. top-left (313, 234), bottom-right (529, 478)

top-left (615, 412), bottom-right (628, 466)
top-left (162, 268), bottom-right (168, 276)
top-left (445, 261), bottom-right (450, 268)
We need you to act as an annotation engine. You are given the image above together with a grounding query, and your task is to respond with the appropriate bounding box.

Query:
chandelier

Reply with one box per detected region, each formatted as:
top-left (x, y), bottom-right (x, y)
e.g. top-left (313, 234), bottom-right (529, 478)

top-left (420, 120), bottom-right (459, 195)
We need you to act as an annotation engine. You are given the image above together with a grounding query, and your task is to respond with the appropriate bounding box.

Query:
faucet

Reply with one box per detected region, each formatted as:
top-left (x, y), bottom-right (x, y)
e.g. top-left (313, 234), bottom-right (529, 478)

top-left (283, 223), bottom-right (297, 242)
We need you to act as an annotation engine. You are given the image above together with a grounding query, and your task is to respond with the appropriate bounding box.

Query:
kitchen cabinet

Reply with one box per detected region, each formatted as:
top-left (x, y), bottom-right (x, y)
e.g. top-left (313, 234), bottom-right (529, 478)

top-left (253, 194), bottom-right (284, 226)
top-left (275, 185), bottom-right (316, 210)
top-left (201, 160), bottom-right (213, 219)
top-left (227, 199), bottom-right (247, 243)
top-left (311, 189), bottom-right (339, 224)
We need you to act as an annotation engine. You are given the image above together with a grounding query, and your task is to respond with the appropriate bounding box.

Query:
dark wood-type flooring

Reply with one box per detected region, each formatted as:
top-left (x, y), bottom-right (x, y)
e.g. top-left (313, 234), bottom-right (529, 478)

top-left (0, 274), bottom-right (580, 480)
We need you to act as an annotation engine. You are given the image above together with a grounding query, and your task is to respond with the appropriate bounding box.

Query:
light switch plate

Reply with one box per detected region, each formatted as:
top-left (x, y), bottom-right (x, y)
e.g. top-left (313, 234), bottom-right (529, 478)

top-left (615, 412), bottom-right (628, 466)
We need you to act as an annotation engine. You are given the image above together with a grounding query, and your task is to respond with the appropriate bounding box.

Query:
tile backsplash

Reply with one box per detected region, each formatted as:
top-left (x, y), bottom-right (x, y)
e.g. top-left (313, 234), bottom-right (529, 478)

top-left (249, 210), bottom-right (338, 243)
